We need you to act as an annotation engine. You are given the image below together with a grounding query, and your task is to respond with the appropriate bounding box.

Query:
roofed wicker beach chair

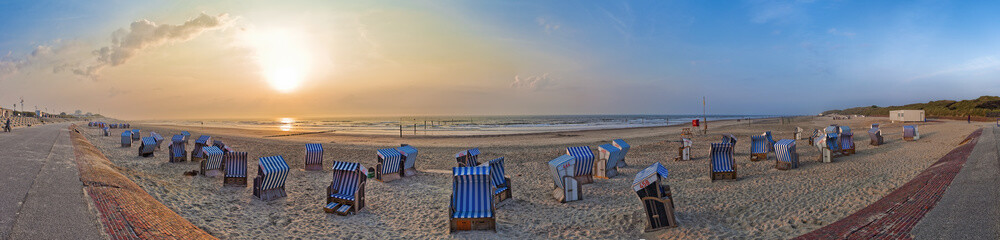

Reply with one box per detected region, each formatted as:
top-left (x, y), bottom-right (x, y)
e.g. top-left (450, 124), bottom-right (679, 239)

top-left (774, 139), bottom-right (798, 170)
top-left (903, 125), bottom-right (919, 141)
top-left (199, 146), bottom-right (225, 177)
top-left (548, 155), bottom-right (581, 203)
top-left (485, 157), bottom-right (512, 203)
top-left (253, 155), bottom-right (290, 201)
top-left (398, 144), bottom-right (419, 177)
top-left (809, 129), bottom-right (819, 145)
top-left (596, 144), bottom-right (622, 179)
top-left (138, 137), bottom-right (156, 157)
top-left (710, 143), bottom-right (736, 181)
top-left (455, 148), bottom-right (481, 167)
top-left (304, 143), bottom-right (324, 171)
top-left (868, 128), bottom-right (883, 146)
top-left (169, 135), bottom-right (187, 162)
top-left (180, 131), bottom-right (191, 143)
top-left (131, 129), bottom-right (140, 141)
top-left (192, 135), bottom-right (212, 161)
top-left (815, 133), bottom-right (838, 163)
top-left (749, 135), bottom-right (768, 161)
top-left (720, 134), bottom-right (738, 144)
top-left (376, 148), bottom-right (402, 182)
top-left (325, 161), bottom-right (367, 216)
top-left (839, 126), bottom-right (855, 155)
top-left (102, 127), bottom-right (110, 136)
top-left (212, 140), bottom-right (231, 153)
top-left (871, 123), bottom-right (879, 129)
top-left (676, 138), bottom-right (692, 161)
top-left (794, 127), bottom-right (803, 140)
top-left (121, 131), bottom-right (132, 147)
top-left (632, 162), bottom-right (676, 231)
top-left (763, 131), bottom-right (777, 153)
top-left (223, 151), bottom-right (248, 187)
top-left (150, 132), bottom-right (164, 150)
top-left (612, 139), bottom-right (631, 167)
top-left (449, 166), bottom-right (496, 233)
top-left (566, 146), bottom-right (595, 184)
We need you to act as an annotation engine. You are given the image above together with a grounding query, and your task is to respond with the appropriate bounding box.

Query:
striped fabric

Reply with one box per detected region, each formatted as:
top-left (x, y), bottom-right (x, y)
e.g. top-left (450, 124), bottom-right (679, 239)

top-left (377, 148), bottom-right (402, 174)
top-left (710, 143), bottom-right (734, 172)
top-left (257, 156), bottom-right (290, 191)
top-left (840, 133), bottom-right (854, 149)
top-left (632, 162), bottom-right (669, 192)
top-left (397, 145), bottom-right (418, 170)
top-left (140, 137), bottom-right (157, 154)
top-left (612, 139), bottom-right (630, 156)
top-left (721, 134), bottom-right (738, 144)
top-left (775, 139), bottom-right (797, 164)
top-left (868, 128), bottom-right (881, 140)
top-left (150, 132), bottom-right (163, 145)
top-left (172, 134), bottom-right (184, 143)
top-left (330, 161), bottom-right (361, 201)
top-left (121, 132), bottom-right (132, 145)
top-left (451, 166), bottom-right (494, 219)
top-left (224, 152), bottom-right (248, 178)
top-left (598, 144), bottom-right (622, 170)
top-left (202, 146), bottom-right (224, 170)
top-left (170, 136), bottom-right (186, 158)
top-left (196, 135), bottom-right (212, 145)
top-left (455, 148), bottom-right (480, 166)
top-left (750, 135), bottom-right (767, 154)
top-left (305, 143), bottom-right (323, 165)
top-left (566, 146), bottom-right (594, 177)
top-left (131, 130), bottom-right (141, 140)
top-left (193, 135), bottom-right (212, 158)
top-left (825, 125), bottom-right (839, 134)
top-left (903, 125), bottom-right (917, 138)
top-left (486, 157), bottom-right (508, 194)
top-left (764, 131), bottom-right (776, 152)
top-left (180, 131), bottom-right (191, 142)
top-left (547, 155), bottom-right (575, 189)
top-left (212, 140), bottom-right (226, 150)
top-left (825, 133), bottom-right (840, 151)
top-left (840, 126), bottom-right (852, 135)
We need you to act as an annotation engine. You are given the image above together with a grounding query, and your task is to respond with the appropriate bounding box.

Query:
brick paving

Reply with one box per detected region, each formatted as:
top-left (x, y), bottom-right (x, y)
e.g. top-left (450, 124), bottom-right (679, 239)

top-left (795, 128), bottom-right (984, 240)
top-left (69, 125), bottom-right (216, 240)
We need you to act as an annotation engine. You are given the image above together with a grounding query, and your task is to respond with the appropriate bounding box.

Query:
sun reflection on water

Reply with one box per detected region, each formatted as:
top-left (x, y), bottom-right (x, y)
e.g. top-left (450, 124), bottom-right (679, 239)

top-left (279, 118), bottom-right (295, 131)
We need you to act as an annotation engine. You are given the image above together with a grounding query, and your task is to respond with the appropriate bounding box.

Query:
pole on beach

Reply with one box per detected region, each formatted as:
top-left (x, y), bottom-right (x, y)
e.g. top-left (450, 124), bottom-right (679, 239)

top-left (399, 124), bottom-right (402, 138)
top-left (702, 96), bottom-right (707, 135)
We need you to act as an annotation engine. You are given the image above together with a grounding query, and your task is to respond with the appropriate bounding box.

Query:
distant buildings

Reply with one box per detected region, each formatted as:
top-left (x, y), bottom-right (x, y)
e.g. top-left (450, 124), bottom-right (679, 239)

top-left (889, 110), bottom-right (925, 122)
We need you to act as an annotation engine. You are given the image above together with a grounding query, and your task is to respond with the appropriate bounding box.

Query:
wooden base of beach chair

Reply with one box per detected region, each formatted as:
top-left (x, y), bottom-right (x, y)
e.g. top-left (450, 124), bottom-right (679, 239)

top-left (775, 161), bottom-right (797, 170)
top-left (224, 177), bottom-right (247, 187)
top-left (403, 168), bottom-right (417, 177)
top-left (574, 175), bottom-right (593, 184)
top-left (904, 137), bottom-right (915, 141)
top-left (711, 171), bottom-right (737, 181)
top-left (495, 188), bottom-right (512, 203)
top-left (553, 177), bottom-right (582, 203)
top-left (641, 196), bottom-right (678, 232)
top-left (122, 143), bottom-right (131, 147)
top-left (253, 178), bottom-right (287, 201)
top-left (200, 161), bottom-right (223, 177)
top-left (138, 151), bottom-right (154, 158)
top-left (191, 156), bottom-right (204, 162)
top-left (750, 153), bottom-right (767, 161)
top-left (170, 150), bottom-right (187, 163)
top-left (619, 157), bottom-right (627, 167)
top-left (305, 163), bottom-right (323, 171)
top-left (450, 218), bottom-right (496, 232)
top-left (376, 170), bottom-right (401, 183)
top-left (675, 147), bottom-right (690, 161)
top-left (841, 148), bottom-right (855, 155)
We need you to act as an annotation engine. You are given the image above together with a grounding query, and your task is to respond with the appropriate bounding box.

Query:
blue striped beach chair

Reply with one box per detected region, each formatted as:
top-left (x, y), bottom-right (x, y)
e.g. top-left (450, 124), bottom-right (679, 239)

top-left (720, 134), bottom-right (737, 144)
top-left (632, 162), bottom-right (676, 231)
top-left (376, 148), bottom-right (403, 182)
top-left (548, 155), bottom-right (580, 202)
top-left (596, 144), bottom-right (622, 179)
top-left (710, 143), bottom-right (736, 181)
top-left (102, 127), bottom-right (109, 136)
top-left (212, 140), bottom-right (228, 153)
top-left (325, 161), bottom-right (367, 215)
top-left (612, 139), bottom-right (630, 167)
top-left (868, 127), bottom-right (883, 146)
top-left (131, 129), bottom-right (140, 141)
top-left (150, 132), bottom-right (164, 150)
top-left (749, 135), bottom-right (768, 161)
top-left (223, 152), bottom-right (248, 187)
top-left (764, 131), bottom-right (777, 152)
top-left (169, 135), bottom-right (187, 162)
top-left (774, 139), bottom-right (798, 170)
top-left (180, 131), bottom-right (191, 143)
top-left (253, 155), bottom-right (290, 201)
top-left (121, 131), bottom-right (132, 147)
top-left (839, 126), bottom-right (855, 155)
top-left (192, 135), bottom-right (212, 161)
top-left (455, 148), bottom-right (481, 167)
top-left (485, 157), bottom-right (512, 202)
top-left (871, 123), bottom-right (879, 129)
top-left (449, 166), bottom-right (496, 232)
top-left (566, 146), bottom-right (595, 184)
top-left (199, 146), bottom-right (224, 177)
top-left (138, 137), bottom-right (156, 157)
top-left (398, 145), bottom-right (419, 176)
top-left (304, 143), bottom-right (324, 171)
top-left (903, 125), bottom-right (919, 141)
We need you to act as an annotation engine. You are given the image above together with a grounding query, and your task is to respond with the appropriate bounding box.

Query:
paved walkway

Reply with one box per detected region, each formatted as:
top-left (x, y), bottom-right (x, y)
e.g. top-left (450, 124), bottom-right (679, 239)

top-left (912, 126), bottom-right (1000, 239)
top-left (0, 122), bottom-right (104, 240)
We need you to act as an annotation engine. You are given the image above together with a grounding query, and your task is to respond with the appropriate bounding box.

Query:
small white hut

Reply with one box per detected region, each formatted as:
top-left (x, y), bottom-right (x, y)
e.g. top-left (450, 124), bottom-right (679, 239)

top-left (889, 110), bottom-right (924, 122)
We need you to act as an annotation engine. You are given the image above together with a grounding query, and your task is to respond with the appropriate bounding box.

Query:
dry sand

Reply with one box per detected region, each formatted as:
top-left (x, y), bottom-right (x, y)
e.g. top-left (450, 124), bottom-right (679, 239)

top-left (77, 116), bottom-right (978, 239)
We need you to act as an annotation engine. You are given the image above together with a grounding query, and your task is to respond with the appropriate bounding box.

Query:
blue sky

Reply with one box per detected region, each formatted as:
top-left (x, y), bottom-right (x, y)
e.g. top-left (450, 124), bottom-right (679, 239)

top-left (1, 0), bottom-right (999, 119)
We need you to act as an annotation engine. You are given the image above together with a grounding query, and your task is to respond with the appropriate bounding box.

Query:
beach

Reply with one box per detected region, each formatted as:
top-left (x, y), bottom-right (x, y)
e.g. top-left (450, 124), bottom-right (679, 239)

top-left (77, 116), bottom-right (978, 239)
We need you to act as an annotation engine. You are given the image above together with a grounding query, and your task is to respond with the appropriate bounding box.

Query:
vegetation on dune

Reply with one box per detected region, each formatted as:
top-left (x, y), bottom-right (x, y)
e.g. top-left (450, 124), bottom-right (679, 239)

top-left (824, 96), bottom-right (1000, 117)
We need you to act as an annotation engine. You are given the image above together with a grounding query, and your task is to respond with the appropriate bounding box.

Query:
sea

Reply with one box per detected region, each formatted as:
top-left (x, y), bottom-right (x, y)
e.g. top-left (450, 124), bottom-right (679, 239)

top-left (150, 114), bottom-right (784, 136)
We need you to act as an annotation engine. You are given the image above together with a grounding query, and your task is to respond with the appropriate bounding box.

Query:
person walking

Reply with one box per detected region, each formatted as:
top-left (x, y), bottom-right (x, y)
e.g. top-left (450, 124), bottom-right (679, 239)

top-left (968, 115), bottom-right (971, 124)
top-left (4, 118), bottom-right (10, 132)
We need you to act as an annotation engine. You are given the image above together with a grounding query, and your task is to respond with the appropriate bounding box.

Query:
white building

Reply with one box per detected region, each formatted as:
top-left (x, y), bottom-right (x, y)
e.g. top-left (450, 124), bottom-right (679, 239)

top-left (889, 110), bottom-right (925, 122)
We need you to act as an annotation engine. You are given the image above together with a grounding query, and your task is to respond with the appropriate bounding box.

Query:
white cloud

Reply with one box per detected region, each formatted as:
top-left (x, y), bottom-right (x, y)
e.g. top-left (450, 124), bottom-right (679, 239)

top-left (511, 73), bottom-right (556, 91)
top-left (910, 56), bottom-right (1000, 81)
top-left (536, 17), bottom-right (561, 34)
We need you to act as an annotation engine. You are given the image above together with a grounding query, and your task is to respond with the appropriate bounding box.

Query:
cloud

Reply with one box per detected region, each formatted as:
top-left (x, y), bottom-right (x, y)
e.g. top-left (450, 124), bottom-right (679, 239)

top-left (536, 17), bottom-right (561, 34)
top-left (511, 73), bottom-right (556, 91)
top-left (910, 56), bottom-right (1000, 81)
top-left (827, 28), bottom-right (856, 37)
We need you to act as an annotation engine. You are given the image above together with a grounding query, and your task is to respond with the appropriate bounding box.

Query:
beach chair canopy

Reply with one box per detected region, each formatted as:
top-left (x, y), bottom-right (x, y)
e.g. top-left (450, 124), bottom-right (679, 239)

top-left (397, 145), bottom-right (419, 169)
top-left (632, 162), bottom-right (669, 192)
top-left (377, 148), bottom-right (402, 174)
top-left (868, 128), bottom-right (880, 135)
top-left (598, 144), bottom-right (623, 169)
top-left (131, 129), bottom-right (140, 135)
top-left (903, 125), bottom-right (917, 137)
top-left (455, 148), bottom-right (481, 166)
top-left (840, 126), bottom-right (852, 135)
top-left (172, 134), bottom-right (184, 143)
top-left (305, 143), bottom-right (323, 153)
top-left (825, 125), bottom-right (839, 134)
top-left (202, 146), bottom-right (224, 169)
top-left (196, 135), bottom-right (212, 144)
top-left (775, 139), bottom-right (797, 163)
top-left (547, 155), bottom-right (576, 189)
top-left (121, 131), bottom-right (132, 138)
top-left (750, 135), bottom-right (767, 154)
top-left (330, 161), bottom-right (364, 201)
top-left (257, 156), bottom-right (290, 190)
top-left (566, 146), bottom-right (594, 176)
top-left (721, 134), bottom-right (738, 144)
top-left (225, 152), bottom-right (248, 178)
top-left (487, 157), bottom-right (508, 194)
top-left (451, 166), bottom-right (494, 219)
top-left (825, 133), bottom-right (840, 150)
top-left (710, 143), bottom-right (734, 172)
top-left (140, 137), bottom-right (157, 153)
top-left (612, 139), bottom-right (630, 155)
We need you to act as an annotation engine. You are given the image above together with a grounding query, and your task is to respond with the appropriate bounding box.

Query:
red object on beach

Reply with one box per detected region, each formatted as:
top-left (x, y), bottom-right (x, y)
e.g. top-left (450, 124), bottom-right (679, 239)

top-left (692, 119), bottom-right (699, 127)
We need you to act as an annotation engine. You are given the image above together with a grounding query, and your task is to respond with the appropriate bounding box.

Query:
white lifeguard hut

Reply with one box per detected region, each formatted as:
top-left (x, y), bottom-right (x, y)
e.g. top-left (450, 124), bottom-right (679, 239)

top-left (889, 110), bottom-right (925, 123)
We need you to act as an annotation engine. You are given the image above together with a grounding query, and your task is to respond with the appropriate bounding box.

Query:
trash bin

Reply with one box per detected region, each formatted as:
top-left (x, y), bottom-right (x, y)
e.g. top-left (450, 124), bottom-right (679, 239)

top-left (691, 119), bottom-right (699, 127)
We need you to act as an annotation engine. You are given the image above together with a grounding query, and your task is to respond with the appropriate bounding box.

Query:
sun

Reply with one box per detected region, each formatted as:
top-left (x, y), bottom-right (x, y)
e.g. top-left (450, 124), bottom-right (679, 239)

top-left (242, 27), bottom-right (313, 93)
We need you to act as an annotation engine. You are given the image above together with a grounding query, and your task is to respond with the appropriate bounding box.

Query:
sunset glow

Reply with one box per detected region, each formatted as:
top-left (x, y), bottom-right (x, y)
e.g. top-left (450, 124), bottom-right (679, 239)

top-left (243, 27), bottom-right (313, 93)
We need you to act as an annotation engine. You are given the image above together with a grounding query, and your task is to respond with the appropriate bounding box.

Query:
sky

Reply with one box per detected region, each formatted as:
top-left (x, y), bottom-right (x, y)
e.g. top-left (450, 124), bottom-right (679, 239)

top-left (1, 0), bottom-right (1000, 120)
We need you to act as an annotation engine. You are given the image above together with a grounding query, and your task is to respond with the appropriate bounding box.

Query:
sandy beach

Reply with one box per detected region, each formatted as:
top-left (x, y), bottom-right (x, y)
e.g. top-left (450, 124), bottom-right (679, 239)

top-left (77, 116), bottom-right (978, 239)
